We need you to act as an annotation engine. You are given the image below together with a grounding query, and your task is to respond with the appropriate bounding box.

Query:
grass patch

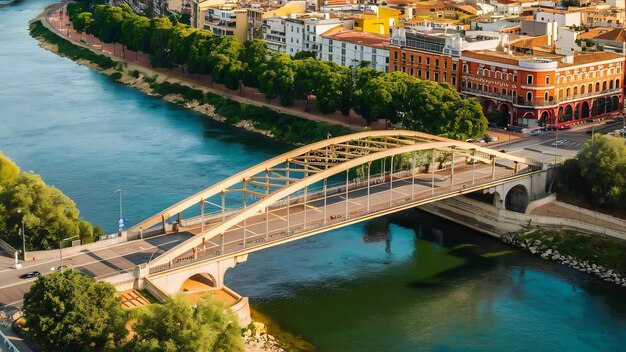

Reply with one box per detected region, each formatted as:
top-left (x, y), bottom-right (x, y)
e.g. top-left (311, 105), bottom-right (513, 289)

top-left (517, 228), bottom-right (626, 276)
top-left (109, 71), bottom-right (122, 81)
top-left (137, 289), bottom-right (161, 305)
top-left (29, 20), bottom-right (116, 70)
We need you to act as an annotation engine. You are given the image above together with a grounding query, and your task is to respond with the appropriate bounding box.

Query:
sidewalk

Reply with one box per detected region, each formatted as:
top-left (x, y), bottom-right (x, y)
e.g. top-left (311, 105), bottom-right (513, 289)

top-left (531, 201), bottom-right (626, 237)
top-left (41, 5), bottom-right (387, 131)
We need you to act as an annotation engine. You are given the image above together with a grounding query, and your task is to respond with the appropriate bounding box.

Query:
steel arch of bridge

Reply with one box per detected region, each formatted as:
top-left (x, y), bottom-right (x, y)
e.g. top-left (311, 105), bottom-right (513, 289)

top-left (135, 130), bottom-right (543, 269)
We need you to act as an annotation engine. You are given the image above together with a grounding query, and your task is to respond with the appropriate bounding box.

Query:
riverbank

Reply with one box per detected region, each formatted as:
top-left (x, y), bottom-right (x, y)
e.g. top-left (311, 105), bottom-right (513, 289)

top-left (503, 229), bottom-right (626, 287)
top-left (29, 16), bottom-right (353, 145)
top-left (421, 194), bottom-right (626, 287)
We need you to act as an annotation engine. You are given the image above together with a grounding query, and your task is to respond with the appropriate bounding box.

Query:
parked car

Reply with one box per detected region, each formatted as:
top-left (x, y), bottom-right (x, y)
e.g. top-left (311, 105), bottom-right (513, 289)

top-left (19, 271), bottom-right (41, 279)
top-left (529, 129), bottom-right (544, 136)
top-left (557, 125), bottom-right (572, 130)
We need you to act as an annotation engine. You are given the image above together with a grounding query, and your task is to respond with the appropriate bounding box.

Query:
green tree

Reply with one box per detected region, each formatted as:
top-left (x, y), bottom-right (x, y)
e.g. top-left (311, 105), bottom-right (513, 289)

top-left (126, 295), bottom-right (244, 352)
top-left (292, 50), bottom-right (316, 60)
top-left (73, 12), bottom-right (95, 34)
top-left (259, 53), bottom-right (296, 106)
top-left (23, 270), bottom-right (127, 351)
top-left (239, 40), bottom-right (268, 88)
top-left (576, 135), bottom-right (626, 208)
top-left (0, 173), bottom-right (92, 250)
top-left (149, 17), bottom-right (174, 67)
top-left (0, 152), bottom-right (19, 190)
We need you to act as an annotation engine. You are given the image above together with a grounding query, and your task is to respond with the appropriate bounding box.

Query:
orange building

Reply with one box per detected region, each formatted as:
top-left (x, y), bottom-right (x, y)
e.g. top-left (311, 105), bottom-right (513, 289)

top-left (459, 50), bottom-right (625, 127)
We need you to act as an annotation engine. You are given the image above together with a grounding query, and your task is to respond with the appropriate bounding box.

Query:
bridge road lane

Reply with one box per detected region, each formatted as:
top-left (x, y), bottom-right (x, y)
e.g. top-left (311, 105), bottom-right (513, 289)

top-left (174, 161), bottom-right (525, 258)
top-left (0, 233), bottom-right (192, 308)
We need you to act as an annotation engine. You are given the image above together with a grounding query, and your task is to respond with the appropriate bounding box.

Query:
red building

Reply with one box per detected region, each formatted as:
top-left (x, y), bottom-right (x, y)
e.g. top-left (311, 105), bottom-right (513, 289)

top-left (460, 49), bottom-right (625, 127)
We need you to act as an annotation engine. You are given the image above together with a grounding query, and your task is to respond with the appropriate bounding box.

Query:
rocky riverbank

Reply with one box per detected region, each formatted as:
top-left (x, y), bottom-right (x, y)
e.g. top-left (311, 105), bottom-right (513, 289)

top-left (502, 231), bottom-right (626, 287)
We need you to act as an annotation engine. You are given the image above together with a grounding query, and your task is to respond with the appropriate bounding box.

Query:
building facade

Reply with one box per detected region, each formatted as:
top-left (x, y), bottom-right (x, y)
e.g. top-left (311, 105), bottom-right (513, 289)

top-left (460, 50), bottom-right (625, 127)
top-left (320, 30), bottom-right (390, 71)
top-left (389, 27), bottom-right (500, 88)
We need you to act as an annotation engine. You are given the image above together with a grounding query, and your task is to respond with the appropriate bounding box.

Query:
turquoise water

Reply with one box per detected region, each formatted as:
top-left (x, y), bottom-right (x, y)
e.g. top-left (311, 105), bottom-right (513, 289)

top-left (1, 2), bottom-right (625, 350)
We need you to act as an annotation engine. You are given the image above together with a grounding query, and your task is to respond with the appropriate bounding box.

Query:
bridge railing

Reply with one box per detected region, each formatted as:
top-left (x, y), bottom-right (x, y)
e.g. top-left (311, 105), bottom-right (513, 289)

top-left (0, 329), bottom-right (19, 352)
top-left (149, 167), bottom-right (538, 275)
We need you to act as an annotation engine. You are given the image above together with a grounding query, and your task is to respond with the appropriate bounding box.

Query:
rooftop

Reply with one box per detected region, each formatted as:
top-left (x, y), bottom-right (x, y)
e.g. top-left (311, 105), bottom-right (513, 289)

top-left (321, 29), bottom-right (391, 49)
top-left (462, 49), bottom-right (625, 67)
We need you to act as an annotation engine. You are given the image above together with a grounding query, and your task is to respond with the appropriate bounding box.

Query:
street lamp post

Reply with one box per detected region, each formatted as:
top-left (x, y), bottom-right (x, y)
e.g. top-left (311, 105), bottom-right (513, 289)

top-left (16, 208), bottom-right (26, 262)
top-left (59, 235), bottom-right (79, 269)
top-left (115, 189), bottom-right (124, 232)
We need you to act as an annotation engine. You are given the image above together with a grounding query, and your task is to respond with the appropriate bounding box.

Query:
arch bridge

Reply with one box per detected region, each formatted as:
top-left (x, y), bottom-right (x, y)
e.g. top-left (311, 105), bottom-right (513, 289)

top-left (127, 131), bottom-right (545, 284)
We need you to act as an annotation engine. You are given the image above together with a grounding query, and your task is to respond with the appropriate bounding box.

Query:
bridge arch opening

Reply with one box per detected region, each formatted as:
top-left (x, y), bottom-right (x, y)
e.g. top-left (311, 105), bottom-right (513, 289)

top-left (179, 273), bottom-right (217, 293)
top-left (505, 185), bottom-right (529, 213)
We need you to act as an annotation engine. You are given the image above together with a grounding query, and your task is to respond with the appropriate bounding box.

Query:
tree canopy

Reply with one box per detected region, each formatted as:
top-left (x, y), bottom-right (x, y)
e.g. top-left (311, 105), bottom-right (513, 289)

top-left (23, 270), bottom-right (127, 351)
top-left (556, 135), bottom-right (626, 210)
top-left (69, 3), bottom-right (488, 139)
top-left (125, 295), bottom-right (245, 352)
top-left (0, 152), bottom-right (99, 250)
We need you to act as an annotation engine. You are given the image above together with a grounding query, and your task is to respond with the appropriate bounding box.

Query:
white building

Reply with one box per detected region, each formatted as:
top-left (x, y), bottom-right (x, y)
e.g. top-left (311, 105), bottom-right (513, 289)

top-left (285, 16), bottom-right (348, 58)
top-left (321, 29), bottom-right (390, 72)
top-left (535, 10), bottom-right (581, 27)
top-left (263, 17), bottom-right (287, 52)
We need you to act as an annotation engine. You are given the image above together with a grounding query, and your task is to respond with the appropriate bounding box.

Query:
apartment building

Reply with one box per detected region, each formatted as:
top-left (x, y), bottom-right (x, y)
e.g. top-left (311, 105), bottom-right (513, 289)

top-left (389, 27), bottom-right (500, 88)
top-left (285, 16), bottom-right (346, 57)
top-left (320, 29), bottom-right (390, 71)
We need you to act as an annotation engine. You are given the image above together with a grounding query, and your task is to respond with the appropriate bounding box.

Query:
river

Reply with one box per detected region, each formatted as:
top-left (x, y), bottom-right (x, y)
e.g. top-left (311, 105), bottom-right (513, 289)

top-left (1, 1), bottom-right (626, 350)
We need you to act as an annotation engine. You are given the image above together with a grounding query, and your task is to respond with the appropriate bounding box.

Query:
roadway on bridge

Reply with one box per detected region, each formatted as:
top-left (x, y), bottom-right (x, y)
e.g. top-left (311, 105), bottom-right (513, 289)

top-left (0, 233), bottom-right (191, 309)
top-left (155, 160), bottom-right (529, 272)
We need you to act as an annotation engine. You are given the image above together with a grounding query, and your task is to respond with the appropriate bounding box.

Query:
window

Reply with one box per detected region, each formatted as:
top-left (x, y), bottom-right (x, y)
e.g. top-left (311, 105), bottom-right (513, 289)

top-left (426, 58), bottom-right (430, 65)
top-left (409, 67), bottom-right (414, 76)
top-left (452, 62), bottom-right (457, 71)
top-left (435, 59), bottom-right (439, 67)
top-left (394, 51), bottom-right (398, 59)
top-left (526, 92), bottom-right (533, 102)
top-left (527, 75), bottom-right (533, 84)
top-left (426, 71), bottom-right (430, 79)
top-left (462, 64), bottom-right (468, 73)
top-left (544, 92), bottom-right (549, 101)
top-left (502, 88), bottom-right (507, 95)
top-left (401, 66), bottom-right (406, 73)
top-left (546, 75), bottom-right (550, 84)
top-left (418, 69), bottom-right (422, 78)
top-left (444, 61), bottom-right (447, 69)
top-left (418, 56), bottom-right (422, 64)
top-left (410, 55), bottom-right (414, 63)
top-left (451, 76), bottom-right (456, 86)
top-left (434, 72), bottom-right (439, 81)
top-left (402, 53), bottom-right (406, 61)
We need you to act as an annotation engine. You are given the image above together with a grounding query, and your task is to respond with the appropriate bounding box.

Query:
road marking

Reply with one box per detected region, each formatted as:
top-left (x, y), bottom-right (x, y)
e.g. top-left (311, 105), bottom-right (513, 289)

top-left (0, 239), bottom-right (183, 291)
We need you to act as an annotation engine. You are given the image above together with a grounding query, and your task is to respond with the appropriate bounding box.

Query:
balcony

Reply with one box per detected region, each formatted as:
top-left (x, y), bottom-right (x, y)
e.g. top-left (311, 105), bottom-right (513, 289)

top-left (514, 88), bottom-right (623, 108)
top-left (461, 88), bottom-right (513, 102)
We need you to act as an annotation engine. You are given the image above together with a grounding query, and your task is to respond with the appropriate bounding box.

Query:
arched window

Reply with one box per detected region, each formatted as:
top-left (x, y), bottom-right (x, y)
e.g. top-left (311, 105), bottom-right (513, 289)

top-left (496, 72), bottom-right (501, 79)
top-left (566, 88), bottom-right (571, 97)
top-left (526, 92), bottom-right (533, 102)
top-left (581, 85), bottom-right (585, 94)
top-left (559, 89), bottom-right (564, 99)
top-left (588, 83), bottom-right (593, 93)
top-left (574, 86), bottom-right (578, 96)
top-left (616, 79), bottom-right (621, 88)
top-left (610, 80), bottom-right (614, 89)
top-left (544, 92), bottom-right (549, 101)
top-left (596, 82), bottom-right (600, 91)
top-left (603, 81), bottom-right (607, 90)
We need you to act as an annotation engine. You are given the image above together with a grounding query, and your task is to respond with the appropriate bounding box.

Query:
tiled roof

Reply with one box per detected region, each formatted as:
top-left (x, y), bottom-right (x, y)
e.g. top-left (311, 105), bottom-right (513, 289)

top-left (462, 49), bottom-right (625, 68)
top-left (321, 29), bottom-right (391, 49)
top-left (576, 27), bottom-right (612, 40)
top-left (594, 28), bottom-right (626, 43)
